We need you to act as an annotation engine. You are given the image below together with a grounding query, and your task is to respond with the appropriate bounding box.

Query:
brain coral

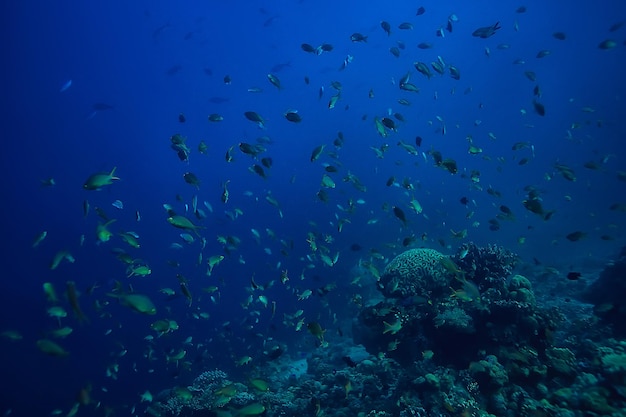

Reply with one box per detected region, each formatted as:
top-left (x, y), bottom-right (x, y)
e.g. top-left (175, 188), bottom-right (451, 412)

top-left (379, 248), bottom-right (450, 299)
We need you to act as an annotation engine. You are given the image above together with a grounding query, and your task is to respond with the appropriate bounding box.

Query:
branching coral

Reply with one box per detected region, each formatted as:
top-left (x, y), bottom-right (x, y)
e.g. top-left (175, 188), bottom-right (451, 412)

top-left (454, 242), bottom-right (518, 288)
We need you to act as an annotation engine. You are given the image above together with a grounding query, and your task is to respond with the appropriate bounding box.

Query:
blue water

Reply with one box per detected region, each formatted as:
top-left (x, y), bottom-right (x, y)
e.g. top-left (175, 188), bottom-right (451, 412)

top-left (1, 0), bottom-right (625, 415)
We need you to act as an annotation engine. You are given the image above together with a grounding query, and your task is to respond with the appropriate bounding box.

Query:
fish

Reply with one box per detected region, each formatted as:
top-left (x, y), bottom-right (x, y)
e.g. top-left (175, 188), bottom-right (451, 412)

top-left (450, 229), bottom-right (468, 239)
top-left (83, 167), bottom-right (120, 190)
top-left (339, 59), bottom-right (354, 73)
top-left (221, 180), bottom-right (230, 203)
top-left (66, 281), bottom-right (87, 323)
top-left (270, 61), bottom-right (291, 73)
top-left (409, 199), bottom-right (423, 214)
top-left (414, 61), bottom-right (432, 79)
top-left (383, 319), bottom-right (402, 334)
top-left (108, 293), bottom-right (157, 315)
top-left (381, 117), bottom-right (396, 132)
top-left (39, 177), bottom-right (56, 187)
top-left (59, 79), bottom-right (72, 93)
top-left (207, 255), bottom-right (225, 276)
top-left (0, 330), bottom-right (24, 342)
top-left (42, 282), bottom-right (58, 303)
top-left (565, 231), bottom-right (586, 242)
top-left (197, 141), bottom-right (208, 155)
top-left (301, 43), bottom-right (318, 53)
top-left (451, 279), bottom-right (481, 302)
top-left (393, 206), bottom-right (407, 226)
top-left (609, 21), bottom-right (625, 32)
top-left (267, 73), bottom-right (282, 89)
top-left (536, 50), bottom-right (551, 58)
top-left (431, 60), bottom-right (445, 75)
top-left (345, 380), bottom-right (353, 398)
top-left (524, 71), bottom-right (537, 82)
top-left (328, 93), bottom-right (340, 109)
top-left (170, 134), bottom-right (191, 161)
top-left (183, 172), bottom-right (201, 189)
top-left (179, 283), bottom-right (192, 306)
top-left (610, 203), bottom-right (626, 212)
top-left (522, 198), bottom-right (553, 220)
top-left (32, 231), bottom-right (47, 248)
top-left (598, 39), bottom-right (617, 50)
top-left (126, 264), bottom-right (152, 277)
top-left (167, 215), bottom-right (203, 236)
top-left (96, 219), bottom-right (116, 243)
top-left (236, 356), bottom-right (252, 366)
top-left (50, 250), bottom-right (75, 270)
top-left (239, 142), bottom-right (265, 157)
top-left (112, 200), bottom-right (123, 210)
top-left (244, 111), bottom-right (266, 128)
top-left (449, 66), bottom-right (461, 80)
top-left (152, 22), bottom-right (171, 39)
top-left (166, 64), bottom-right (182, 75)
top-left (284, 110), bottom-right (302, 123)
top-left (36, 339), bottom-right (69, 357)
top-left (320, 174), bottom-right (335, 188)
top-left (140, 391), bottom-right (153, 403)
top-left (250, 164), bottom-right (267, 179)
top-left (472, 22), bottom-right (501, 38)
top-left (307, 322), bottom-right (326, 342)
top-left (554, 163), bottom-right (576, 181)
top-left (381, 20), bottom-right (391, 36)
top-left (374, 118), bottom-right (388, 138)
top-left (233, 403), bottom-right (266, 416)
top-left (567, 272), bottom-right (582, 281)
top-left (310, 145), bottom-right (325, 162)
top-left (250, 378), bottom-right (269, 392)
top-left (441, 159), bottom-right (458, 174)
top-left (533, 100), bottom-right (546, 116)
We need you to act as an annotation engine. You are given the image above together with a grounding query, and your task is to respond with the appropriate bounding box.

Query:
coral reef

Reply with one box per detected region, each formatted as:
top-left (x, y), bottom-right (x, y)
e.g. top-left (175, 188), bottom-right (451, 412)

top-left (147, 369), bottom-right (232, 416)
top-left (147, 244), bottom-right (626, 417)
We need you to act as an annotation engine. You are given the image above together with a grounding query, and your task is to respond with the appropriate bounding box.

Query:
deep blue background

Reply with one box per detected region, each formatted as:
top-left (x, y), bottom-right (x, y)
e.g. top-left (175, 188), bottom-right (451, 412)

top-left (1, 0), bottom-right (625, 415)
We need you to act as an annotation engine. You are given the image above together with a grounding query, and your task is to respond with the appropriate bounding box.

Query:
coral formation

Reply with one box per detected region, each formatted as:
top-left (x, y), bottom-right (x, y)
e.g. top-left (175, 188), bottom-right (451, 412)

top-left (378, 248), bottom-right (448, 299)
top-left (454, 242), bottom-right (518, 288)
top-left (148, 245), bottom-right (626, 417)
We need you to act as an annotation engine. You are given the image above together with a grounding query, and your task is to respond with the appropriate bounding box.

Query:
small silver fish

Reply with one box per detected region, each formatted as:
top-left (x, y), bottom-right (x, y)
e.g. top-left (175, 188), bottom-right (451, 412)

top-left (59, 79), bottom-right (72, 93)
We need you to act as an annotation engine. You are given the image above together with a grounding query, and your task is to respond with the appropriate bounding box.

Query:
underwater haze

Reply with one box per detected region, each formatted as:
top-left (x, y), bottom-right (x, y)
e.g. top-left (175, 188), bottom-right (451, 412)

top-left (2, 0), bottom-right (626, 416)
